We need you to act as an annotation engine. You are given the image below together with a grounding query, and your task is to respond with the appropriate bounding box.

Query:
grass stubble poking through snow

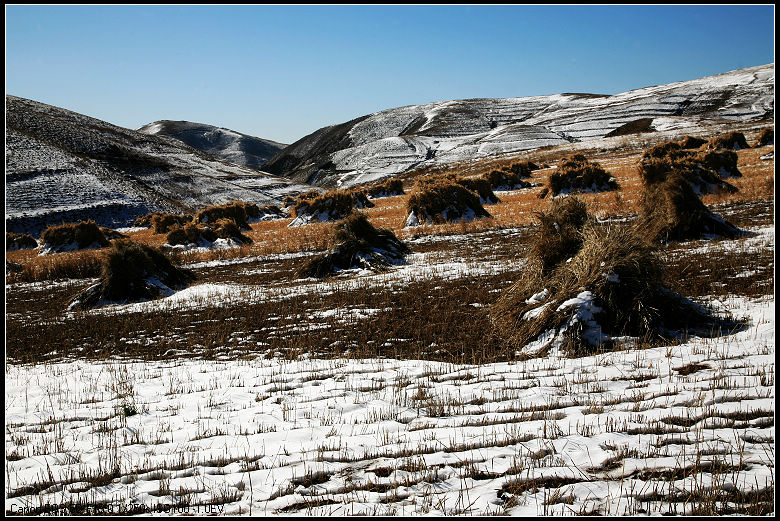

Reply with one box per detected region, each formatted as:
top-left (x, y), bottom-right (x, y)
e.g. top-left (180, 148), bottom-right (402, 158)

top-left (4, 129), bottom-right (775, 516)
top-left (4, 298), bottom-right (775, 515)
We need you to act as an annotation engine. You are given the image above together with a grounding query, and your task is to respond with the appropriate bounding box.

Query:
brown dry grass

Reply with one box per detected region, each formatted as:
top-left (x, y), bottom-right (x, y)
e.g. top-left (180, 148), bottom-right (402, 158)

top-left (546, 154), bottom-right (618, 196)
top-left (297, 212), bottom-right (410, 278)
top-left (194, 202), bottom-right (254, 230)
top-left (364, 178), bottom-right (405, 198)
top-left (705, 131), bottom-right (749, 151)
top-left (290, 189), bottom-right (373, 221)
top-left (753, 128), bottom-right (773, 147)
top-left (492, 219), bottom-right (739, 357)
top-left (405, 178), bottom-right (492, 226)
top-left (6, 232), bottom-right (38, 251)
top-left (70, 240), bottom-right (196, 309)
top-left (40, 221), bottom-right (109, 251)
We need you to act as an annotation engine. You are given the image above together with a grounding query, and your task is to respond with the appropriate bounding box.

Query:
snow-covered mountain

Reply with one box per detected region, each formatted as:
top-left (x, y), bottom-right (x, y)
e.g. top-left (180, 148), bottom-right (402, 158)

top-left (138, 120), bottom-right (286, 171)
top-left (5, 96), bottom-right (311, 236)
top-left (263, 63), bottom-right (774, 188)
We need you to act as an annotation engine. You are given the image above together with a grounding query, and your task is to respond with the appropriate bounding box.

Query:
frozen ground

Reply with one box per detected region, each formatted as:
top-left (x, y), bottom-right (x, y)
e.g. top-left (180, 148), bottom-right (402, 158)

top-left (5, 221), bottom-right (775, 516)
top-left (4, 295), bottom-right (773, 516)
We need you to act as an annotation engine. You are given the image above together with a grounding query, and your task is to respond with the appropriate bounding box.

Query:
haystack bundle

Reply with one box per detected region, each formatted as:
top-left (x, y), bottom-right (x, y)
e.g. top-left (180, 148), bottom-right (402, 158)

top-left (289, 189), bottom-right (374, 227)
top-left (404, 178), bottom-right (491, 226)
top-left (638, 141), bottom-right (740, 195)
top-left (529, 197), bottom-right (589, 275)
top-left (298, 212), bottom-right (410, 278)
top-left (486, 169), bottom-right (533, 191)
top-left (492, 199), bottom-right (738, 357)
top-left (366, 178), bottom-right (405, 199)
top-left (39, 221), bottom-right (110, 254)
top-left (503, 161), bottom-right (538, 178)
top-left (754, 128), bottom-right (774, 147)
top-left (166, 219), bottom-right (252, 248)
top-left (636, 172), bottom-right (743, 243)
top-left (704, 132), bottom-right (749, 151)
top-left (678, 135), bottom-right (707, 149)
top-left (545, 154), bottom-right (618, 197)
top-left (7, 232), bottom-right (38, 251)
top-left (454, 176), bottom-right (500, 204)
top-left (134, 212), bottom-right (193, 234)
top-left (68, 240), bottom-right (196, 309)
top-left (194, 202), bottom-right (255, 231)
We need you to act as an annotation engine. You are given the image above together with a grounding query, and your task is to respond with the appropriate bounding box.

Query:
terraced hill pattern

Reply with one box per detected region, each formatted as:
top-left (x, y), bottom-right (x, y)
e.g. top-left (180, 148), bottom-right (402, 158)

top-left (263, 64), bottom-right (773, 188)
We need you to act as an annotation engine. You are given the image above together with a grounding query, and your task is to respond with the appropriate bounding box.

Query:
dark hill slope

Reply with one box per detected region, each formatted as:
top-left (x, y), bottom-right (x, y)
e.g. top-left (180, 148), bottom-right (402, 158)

top-left (5, 96), bottom-right (310, 236)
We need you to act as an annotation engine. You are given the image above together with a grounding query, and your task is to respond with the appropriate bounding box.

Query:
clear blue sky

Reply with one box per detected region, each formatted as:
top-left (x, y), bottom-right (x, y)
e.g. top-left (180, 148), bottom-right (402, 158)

top-left (6, 5), bottom-right (774, 144)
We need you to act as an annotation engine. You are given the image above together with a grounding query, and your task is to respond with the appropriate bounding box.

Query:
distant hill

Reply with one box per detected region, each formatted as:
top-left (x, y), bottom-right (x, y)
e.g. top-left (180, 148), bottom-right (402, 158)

top-left (138, 120), bottom-right (286, 171)
top-left (5, 95), bottom-right (310, 236)
top-left (263, 63), bottom-right (774, 188)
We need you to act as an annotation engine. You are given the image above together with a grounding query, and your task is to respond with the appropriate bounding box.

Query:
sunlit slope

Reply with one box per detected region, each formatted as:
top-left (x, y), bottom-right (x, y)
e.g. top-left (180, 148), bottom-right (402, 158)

top-left (264, 63), bottom-right (773, 188)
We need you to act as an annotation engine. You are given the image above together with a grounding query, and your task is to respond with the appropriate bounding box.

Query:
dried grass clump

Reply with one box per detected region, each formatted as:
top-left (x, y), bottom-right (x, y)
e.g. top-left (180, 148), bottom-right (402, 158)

top-left (7, 232), bottom-right (38, 251)
top-left (366, 178), bottom-right (405, 199)
top-left (486, 169), bottom-right (533, 191)
top-left (253, 205), bottom-right (289, 221)
top-left (134, 212), bottom-right (192, 233)
top-left (753, 128), bottom-right (774, 147)
top-left (290, 189), bottom-right (374, 226)
top-left (638, 141), bottom-right (739, 195)
top-left (642, 142), bottom-right (691, 162)
top-left (696, 149), bottom-right (741, 178)
top-left (194, 201), bottom-right (256, 230)
top-left (212, 219), bottom-right (253, 243)
top-left (636, 172), bottom-right (743, 244)
top-left (679, 136), bottom-right (707, 149)
top-left (135, 213), bottom-right (193, 234)
top-left (493, 219), bottom-right (739, 357)
top-left (68, 240), bottom-right (196, 309)
top-left (454, 176), bottom-right (501, 204)
top-left (40, 221), bottom-right (110, 254)
top-left (529, 196), bottom-right (589, 276)
top-left (705, 132), bottom-right (749, 151)
top-left (404, 179), bottom-right (491, 226)
top-left (503, 161), bottom-right (538, 178)
top-left (284, 190), bottom-right (321, 208)
top-left (166, 219), bottom-right (252, 247)
top-left (546, 154), bottom-right (618, 196)
top-left (298, 212), bottom-right (410, 278)
top-left (6, 260), bottom-right (24, 274)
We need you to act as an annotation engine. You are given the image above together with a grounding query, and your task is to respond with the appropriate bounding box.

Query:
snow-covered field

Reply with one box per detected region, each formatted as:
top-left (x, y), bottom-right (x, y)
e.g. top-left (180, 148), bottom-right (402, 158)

top-left (5, 295), bottom-right (773, 516)
top-left (5, 221), bottom-right (775, 516)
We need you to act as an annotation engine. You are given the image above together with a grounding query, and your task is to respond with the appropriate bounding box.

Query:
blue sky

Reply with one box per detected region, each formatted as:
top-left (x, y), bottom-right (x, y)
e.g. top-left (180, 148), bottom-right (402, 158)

top-left (5, 5), bottom-right (774, 144)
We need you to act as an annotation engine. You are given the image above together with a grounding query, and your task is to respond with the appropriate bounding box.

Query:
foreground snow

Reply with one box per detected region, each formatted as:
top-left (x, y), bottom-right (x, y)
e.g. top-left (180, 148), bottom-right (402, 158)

top-left (5, 296), bottom-right (774, 516)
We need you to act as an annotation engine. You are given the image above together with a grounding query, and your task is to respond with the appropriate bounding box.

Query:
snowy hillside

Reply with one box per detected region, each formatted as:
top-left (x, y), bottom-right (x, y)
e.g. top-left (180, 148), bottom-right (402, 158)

top-left (138, 120), bottom-right (286, 171)
top-left (263, 63), bottom-right (774, 188)
top-left (5, 96), bottom-right (310, 236)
